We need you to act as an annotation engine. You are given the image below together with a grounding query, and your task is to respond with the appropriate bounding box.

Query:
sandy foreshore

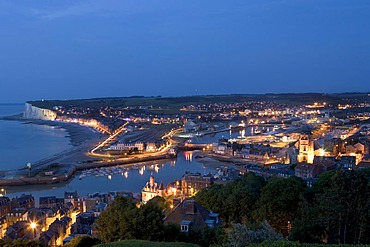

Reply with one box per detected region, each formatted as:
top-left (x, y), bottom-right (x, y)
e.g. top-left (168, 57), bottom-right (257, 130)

top-left (1, 115), bottom-right (105, 147)
top-left (0, 117), bottom-right (106, 185)
top-left (193, 151), bottom-right (242, 170)
top-left (0, 117), bottom-right (177, 186)
top-left (22, 119), bottom-right (105, 147)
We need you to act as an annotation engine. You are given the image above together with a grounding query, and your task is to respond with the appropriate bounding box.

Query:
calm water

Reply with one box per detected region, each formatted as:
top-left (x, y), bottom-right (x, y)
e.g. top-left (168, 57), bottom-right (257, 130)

top-left (0, 104), bottom-right (71, 170)
top-left (0, 104), bottom-right (217, 200)
top-left (5, 151), bottom-right (215, 200)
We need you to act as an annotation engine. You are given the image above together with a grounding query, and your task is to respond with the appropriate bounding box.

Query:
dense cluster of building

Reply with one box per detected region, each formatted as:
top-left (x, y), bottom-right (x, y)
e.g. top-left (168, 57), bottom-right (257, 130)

top-left (0, 190), bottom-right (136, 245)
top-left (14, 95), bottom-right (370, 243)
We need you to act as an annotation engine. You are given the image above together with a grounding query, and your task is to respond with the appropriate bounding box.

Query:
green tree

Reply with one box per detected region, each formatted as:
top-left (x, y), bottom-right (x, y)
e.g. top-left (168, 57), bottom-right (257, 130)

top-left (164, 223), bottom-right (181, 242)
top-left (290, 201), bottom-right (327, 243)
top-left (312, 170), bottom-right (370, 244)
top-left (0, 239), bottom-right (46, 247)
top-left (95, 196), bottom-right (136, 242)
top-left (225, 221), bottom-right (283, 247)
top-left (253, 177), bottom-right (306, 236)
top-left (195, 172), bottom-right (266, 225)
top-left (64, 236), bottom-right (101, 247)
top-left (96, 197), bottom-right (167, 242)
top-left (128, 200), bottom-right (165, 241)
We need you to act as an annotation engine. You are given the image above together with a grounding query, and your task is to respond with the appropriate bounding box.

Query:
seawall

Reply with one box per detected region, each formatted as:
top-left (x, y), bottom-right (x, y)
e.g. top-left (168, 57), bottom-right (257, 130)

top-left (0, 165), bottom-right (76, 186)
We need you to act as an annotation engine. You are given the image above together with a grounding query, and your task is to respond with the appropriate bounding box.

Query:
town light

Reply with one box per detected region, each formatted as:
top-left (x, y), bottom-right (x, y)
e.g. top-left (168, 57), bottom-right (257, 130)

top-left (30, 222), bottom-right (37, 229)
top-left (30, 222), bottom-right (37, 239)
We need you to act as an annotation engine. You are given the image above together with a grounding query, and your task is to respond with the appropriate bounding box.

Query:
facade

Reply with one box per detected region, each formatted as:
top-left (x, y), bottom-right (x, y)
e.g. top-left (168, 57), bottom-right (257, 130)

top-left (181, 172), bottom-right (214, 197)
top-left (339, 156), bottom-right (357, 170)
top-left (39, 196), bottom-right (57, 208)
top-left (72, 212), bottom-right (96, 235)
top-left (108, 142), bottom-right (144, 152)
top-left (297, 134), bottom-right (314, 164)
top-left (6, 208), bottom-right (28, 226)
top-left (0, 197), bottom-right (11, 218)
top-left (285, 146), bottom-right (298, 165)
top-left (141, 176), bottom-right (166, 202)
top-left (183, 119), bottom-right (199, 133)
top-left (146, 142), bottom-right (157, 152)
top-left (5, 221), bottom-right (33, 241)
top-left (295, 163), bottom-right (324, 179)
top-left (11, 194), bottom-right (35, 210)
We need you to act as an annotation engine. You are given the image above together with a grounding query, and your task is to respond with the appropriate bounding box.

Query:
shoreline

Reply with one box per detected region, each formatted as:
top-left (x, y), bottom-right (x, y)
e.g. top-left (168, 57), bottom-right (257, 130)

top-left (0, 114), bottom-right (104, 147)
top-left (0, 116), bottom-right (235, 188)
top-left (0, 117), bottom-right (180, 187)
top-left (13, 118), bottom-right (104, 147)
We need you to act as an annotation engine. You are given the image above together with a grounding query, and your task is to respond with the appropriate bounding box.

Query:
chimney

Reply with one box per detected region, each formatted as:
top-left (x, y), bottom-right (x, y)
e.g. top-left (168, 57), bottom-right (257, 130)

top-left (172, 198), bottom-right (181, 208)
top-left (185, 200), bottom-right (195, 214)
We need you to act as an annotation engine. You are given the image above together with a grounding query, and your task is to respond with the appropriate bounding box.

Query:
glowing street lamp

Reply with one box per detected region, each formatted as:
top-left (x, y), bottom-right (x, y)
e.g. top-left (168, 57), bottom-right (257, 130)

top-left (30, 221), bottom-right (37, 239)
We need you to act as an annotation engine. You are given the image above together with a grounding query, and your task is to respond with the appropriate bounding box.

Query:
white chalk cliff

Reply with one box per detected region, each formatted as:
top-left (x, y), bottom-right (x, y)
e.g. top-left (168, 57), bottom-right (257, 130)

top-left (23, 103), bottom-right (57, 120)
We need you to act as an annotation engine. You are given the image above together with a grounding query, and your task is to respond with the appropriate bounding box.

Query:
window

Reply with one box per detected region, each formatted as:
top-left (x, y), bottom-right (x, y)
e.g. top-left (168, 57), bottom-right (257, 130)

top-left (181, 225), bottom-right (189, 232)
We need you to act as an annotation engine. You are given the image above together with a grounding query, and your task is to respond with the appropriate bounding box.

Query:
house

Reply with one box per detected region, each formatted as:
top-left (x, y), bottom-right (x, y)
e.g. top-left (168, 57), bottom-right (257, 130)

top-left (339, 156), bottom-right (357, 170)
top-left (285, 146), bottom-right (298, 165)
top-left (0, 216), bottom-right (7, 238)
top-left (356, 161), bottom-right (370, 170)
top-left (0, 196), bottom-right (11, 218)
top-left (10, 194), bottom-right (35, 210)
top-left (212, 142), bottom-right (232, 155)
top-left (164, 200), bottom-right (220, 232)
top-left (92, 202), bottom-right (108, 217)
top-left (39, 230), bottom-right (59, 247)
top-left (268, 164), bottom-right (295, 178)
top-left (27, 208), bottom-right (47, 231)
top-left (46, 217), bottom-right (72, 246)
top-left (72, 212), bottom-right (96, 235)
top-left (183, 119), bottom-right (199, 133)
top-left (313, 155), bottom-right (336, 164)
top-left (39, 196), bottom-right (57, 209)
top-left (295, 163), bottom-right (324, 179)
top-left (146, 142), bottom-right (157, 152)
top-left (5, 221), bottom-right (31, 240)
top-left (7, 208), bottom-right (28, 226)
top-left (181, 172), bottom-right (214, 197)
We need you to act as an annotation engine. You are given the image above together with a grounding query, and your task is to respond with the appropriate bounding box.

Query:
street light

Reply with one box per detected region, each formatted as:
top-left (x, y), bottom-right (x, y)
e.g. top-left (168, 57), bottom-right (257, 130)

top-left (30, 222), bottom-right (37, 239)
top-left (27, 162), bottom-right (32, 177)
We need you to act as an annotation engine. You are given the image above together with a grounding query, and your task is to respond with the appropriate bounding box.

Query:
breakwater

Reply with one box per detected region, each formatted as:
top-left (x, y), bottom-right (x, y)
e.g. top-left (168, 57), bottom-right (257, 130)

top-left (0, 165), bottom-right (76, 186)
top-left (0, 153), bottom-right (176, 186)
top-left (76, 153), bottom-right (176, 170)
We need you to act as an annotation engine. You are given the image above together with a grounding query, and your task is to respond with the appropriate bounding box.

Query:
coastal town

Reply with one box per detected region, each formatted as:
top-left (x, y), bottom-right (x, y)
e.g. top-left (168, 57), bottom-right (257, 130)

top-left (0, 93), bottom-right (370, 245)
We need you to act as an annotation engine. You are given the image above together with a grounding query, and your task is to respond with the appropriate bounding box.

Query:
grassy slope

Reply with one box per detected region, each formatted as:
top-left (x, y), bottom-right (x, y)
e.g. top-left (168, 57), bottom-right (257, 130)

top-left (249, 241), bottom-right (370, 247)
top-left (95, 240), bottom-right (199, 247)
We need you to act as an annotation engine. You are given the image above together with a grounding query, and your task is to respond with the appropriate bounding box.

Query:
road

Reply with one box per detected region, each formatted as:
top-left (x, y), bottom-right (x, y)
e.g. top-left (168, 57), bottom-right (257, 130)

top-left (90, 122), bottom-right (128, 155)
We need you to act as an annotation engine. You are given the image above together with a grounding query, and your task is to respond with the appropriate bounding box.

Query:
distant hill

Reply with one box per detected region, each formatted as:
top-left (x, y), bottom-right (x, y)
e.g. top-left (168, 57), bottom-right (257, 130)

top-left (28, 92), bottom-right (370, 110)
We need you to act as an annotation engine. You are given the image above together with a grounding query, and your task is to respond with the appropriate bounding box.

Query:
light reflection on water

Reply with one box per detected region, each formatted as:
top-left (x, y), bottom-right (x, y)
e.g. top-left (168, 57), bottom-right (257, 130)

top-left (0, 105), bottom-right (240, 202)
top-left (5, 151), bottom-right (216, 200)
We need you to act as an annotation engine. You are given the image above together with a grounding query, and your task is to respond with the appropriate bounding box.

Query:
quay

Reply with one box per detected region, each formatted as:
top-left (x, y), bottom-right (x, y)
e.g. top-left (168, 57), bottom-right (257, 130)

top-left (0, 153), bottom-right (176, 187)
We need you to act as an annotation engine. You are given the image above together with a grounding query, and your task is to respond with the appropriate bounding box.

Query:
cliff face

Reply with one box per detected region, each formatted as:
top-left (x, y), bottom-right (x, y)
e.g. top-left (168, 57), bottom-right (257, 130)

top-left (23, 103), bottom-right (57, 120)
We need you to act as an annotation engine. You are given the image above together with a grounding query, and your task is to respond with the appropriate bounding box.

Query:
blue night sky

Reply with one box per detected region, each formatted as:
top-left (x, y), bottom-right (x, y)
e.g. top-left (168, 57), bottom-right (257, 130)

top-left (0, 0), bottom-right (369, 103)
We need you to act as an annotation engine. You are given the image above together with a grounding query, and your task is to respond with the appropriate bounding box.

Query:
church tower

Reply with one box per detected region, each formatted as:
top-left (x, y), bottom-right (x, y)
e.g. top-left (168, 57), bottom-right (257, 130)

top-left (297, 134), bottom-right (314, 164)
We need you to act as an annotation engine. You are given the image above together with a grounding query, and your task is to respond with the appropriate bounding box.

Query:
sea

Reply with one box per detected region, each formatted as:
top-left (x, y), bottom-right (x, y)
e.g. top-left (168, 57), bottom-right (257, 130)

top-left (0, 104), bottom-right (221, 201)
top-left (0, 104), bottom-right (71, 170)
